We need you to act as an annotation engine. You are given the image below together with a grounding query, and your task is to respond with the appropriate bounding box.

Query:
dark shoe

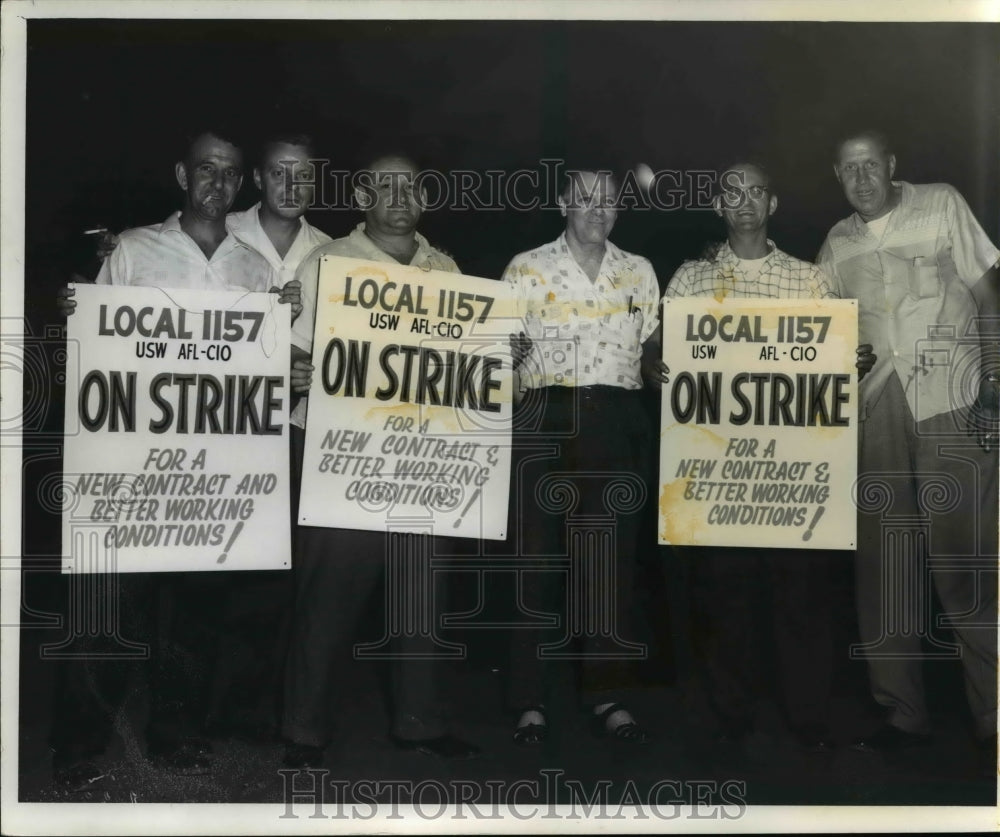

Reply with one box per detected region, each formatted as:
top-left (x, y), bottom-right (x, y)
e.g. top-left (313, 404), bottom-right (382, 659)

top-left (590, 703), bottom-right (652, 745)
top-left (282, 741), bottom-right (325, 769)
top-left (148, 738), bottom-right (212, 775)
top-left (512, 706), bottom-right (548, 747)
top-left (53, 759), bottom-right (104, 793)
top-left (851, 724), bottom-right (930, 754)
top-left (390, 733), bottom-right (481, 759)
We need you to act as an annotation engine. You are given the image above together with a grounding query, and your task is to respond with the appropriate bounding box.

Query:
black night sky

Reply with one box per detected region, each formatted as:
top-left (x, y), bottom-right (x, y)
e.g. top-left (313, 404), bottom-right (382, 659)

top-left (23, 18), bottom-right (1000, 317)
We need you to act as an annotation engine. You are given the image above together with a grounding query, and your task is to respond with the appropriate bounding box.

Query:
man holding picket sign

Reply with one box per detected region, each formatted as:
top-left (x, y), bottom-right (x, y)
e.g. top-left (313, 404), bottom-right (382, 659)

top-left (281, 153), bottom-right (480, 769)
top-left (655, 162), bottom-right (875, 755)
top-left (66, 130), bottom-right (330, 746)
top-left (53, 127), bottom-right (299, 785)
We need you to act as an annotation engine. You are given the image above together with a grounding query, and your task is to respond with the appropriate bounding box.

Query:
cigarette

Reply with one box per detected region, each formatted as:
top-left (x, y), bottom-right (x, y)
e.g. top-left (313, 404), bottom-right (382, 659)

top-left (83, 227), bottom-right (108, 235)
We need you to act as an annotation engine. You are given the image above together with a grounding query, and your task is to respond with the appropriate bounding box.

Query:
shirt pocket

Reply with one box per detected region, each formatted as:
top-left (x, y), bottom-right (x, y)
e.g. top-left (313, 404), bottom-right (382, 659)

top-left (907, 256), bottom-right (941, 300)
top-left (610, 305), bottom-right (644, 349)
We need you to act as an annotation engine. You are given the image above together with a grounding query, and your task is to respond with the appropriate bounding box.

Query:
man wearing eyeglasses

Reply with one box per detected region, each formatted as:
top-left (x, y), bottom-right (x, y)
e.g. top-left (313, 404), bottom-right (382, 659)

top-left (503, 168), bottom-right (662, 748)
top-left (657, 162), bottom-right (874, 755)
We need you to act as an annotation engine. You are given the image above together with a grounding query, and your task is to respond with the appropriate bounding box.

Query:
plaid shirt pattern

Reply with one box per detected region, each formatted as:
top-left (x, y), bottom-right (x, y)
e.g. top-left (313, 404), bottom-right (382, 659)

top-left (665, 240), bottom-right (836, 301)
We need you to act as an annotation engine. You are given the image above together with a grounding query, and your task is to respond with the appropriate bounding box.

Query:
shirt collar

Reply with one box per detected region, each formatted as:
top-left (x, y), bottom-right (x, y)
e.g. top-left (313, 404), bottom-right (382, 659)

top-left (158, 211), bottom-right (184, 234)
top-left (846, 180), bottom-right (913, 239)
top-left (717, 239), bottom-right (777, 268)
top-left (158, 210), bottom-right (244, 258)
top-left (349, 222), bottom-right (436, 264)
top-left (556, 231), bottom-right (623, 268)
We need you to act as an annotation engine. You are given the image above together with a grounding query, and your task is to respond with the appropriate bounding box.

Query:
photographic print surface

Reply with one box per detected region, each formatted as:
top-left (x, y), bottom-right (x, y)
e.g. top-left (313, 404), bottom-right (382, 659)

top-left (2, 2), bottom-right (997, 834)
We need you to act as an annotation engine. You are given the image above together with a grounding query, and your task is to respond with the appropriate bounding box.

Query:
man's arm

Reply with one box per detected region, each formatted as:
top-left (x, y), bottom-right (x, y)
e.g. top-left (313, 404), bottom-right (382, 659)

top-left (287, 246), bottom-right (326, 396)
top-left (501, 257), bottom-right (535, 400)
top-left (812, 262), bottom-right (877, 381)
top-left (642, 265), bottom-right (697, 389)
top-left (640, 322), bottom-right (669, 389)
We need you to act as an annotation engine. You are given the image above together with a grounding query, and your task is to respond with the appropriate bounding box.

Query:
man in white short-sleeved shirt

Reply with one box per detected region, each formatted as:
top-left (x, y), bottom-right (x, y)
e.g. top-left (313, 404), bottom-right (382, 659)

top-left (818, 131), bottom-right (998, 761)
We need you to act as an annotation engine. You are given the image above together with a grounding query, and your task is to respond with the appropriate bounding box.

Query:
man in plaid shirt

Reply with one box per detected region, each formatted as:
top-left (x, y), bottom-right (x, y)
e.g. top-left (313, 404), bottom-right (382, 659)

top-left (660, 162), bottom-right (873, 755)
top-left (665, 166), bottom-right (833, 302)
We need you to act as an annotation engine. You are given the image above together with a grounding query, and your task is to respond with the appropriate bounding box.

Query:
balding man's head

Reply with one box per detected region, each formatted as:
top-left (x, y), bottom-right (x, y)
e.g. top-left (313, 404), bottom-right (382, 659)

top-left (355, 153), bottom-right (424, 236)
top-left (175, 131), bottom-right (244, 222)
top-left (834, 130), bottom-right (892, 164)
top-left (833, 131), bottom-right (898, 222)
top-left (715, 161), bottom-right (777, 231)
top-left (559, 169), bottom-right (619, 248)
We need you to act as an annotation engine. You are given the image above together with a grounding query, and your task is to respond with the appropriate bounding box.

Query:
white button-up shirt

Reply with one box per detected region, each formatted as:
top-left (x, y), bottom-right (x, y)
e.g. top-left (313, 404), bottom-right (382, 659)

top-left (226, 203), bottom-right (332, 289)
top-left (96, 211), bottom-right (275, 292)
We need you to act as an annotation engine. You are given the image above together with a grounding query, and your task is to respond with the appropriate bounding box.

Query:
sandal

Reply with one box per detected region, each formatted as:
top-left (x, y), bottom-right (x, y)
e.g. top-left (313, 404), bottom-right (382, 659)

top-left (590, 703), bottom-right (651, 745)
top-left (512, 705), bottom-right (548, 747)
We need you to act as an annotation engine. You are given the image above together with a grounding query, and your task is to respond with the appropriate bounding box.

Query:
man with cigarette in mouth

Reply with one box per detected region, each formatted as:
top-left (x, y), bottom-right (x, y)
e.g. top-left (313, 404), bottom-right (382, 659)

top-left (818, 130), bottom-right (998, 766)
top-left (658, 162), bottom-right (874, 755)
top-left (52, 127), bottom-right (298, 785)
top-left (63, 130), bottom-right (326, 744)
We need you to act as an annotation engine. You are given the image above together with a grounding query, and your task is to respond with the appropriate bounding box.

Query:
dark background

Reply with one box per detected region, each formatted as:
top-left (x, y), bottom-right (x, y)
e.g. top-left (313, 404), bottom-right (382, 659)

top-left (15, 18), bottom-right (1000, 806)
top-left (23, 18), bottom-right (1000, 308)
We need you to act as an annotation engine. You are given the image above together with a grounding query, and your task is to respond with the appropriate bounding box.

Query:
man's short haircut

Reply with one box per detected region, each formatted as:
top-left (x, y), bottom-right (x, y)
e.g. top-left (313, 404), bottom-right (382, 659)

top-left (561, 167), bottom-right (620, 202)
top-left (179, 125), bottom-right (243, 168)
top-left (255, 132), bottom-right (316, 171)
top-left (362, 151), bottom-right (421, 177)
top-left (834, 129), bottom-right (893, 162)
top-left (717, 161), bottom-right (772, 197)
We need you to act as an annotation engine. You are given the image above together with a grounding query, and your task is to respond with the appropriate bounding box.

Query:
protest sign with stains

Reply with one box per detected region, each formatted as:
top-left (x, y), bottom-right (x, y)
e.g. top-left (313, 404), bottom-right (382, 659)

top-left (659, 297), bottom-right (858, 550)
top-left (299, 256), bottom-right (514, 539)
top-left (62, 284), bottom-right (291, 573)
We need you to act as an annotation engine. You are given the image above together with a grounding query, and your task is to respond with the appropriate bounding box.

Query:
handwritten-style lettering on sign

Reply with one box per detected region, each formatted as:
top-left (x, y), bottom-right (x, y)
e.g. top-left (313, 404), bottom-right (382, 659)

top-left (659, 298), bottom-right (858, 550)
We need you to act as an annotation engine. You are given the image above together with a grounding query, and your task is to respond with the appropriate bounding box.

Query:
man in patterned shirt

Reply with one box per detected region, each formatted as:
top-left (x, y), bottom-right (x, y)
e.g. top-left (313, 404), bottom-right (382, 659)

top-left (818, 131), bottom-right (998, 761)
top-left (659, 162), bottom-right (872, 755)
top-left (503, 168), bottom-right (661, 747)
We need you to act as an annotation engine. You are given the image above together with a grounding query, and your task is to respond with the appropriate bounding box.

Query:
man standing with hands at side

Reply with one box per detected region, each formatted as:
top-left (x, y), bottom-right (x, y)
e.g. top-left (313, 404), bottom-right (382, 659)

top-left (818, 130), bottom-right (998, 765)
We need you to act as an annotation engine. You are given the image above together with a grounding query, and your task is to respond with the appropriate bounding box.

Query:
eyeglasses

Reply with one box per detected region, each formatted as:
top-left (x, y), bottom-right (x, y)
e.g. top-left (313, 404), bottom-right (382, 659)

top-left (722, 185), bottom-right (769, 204)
